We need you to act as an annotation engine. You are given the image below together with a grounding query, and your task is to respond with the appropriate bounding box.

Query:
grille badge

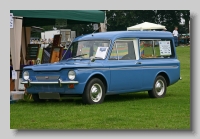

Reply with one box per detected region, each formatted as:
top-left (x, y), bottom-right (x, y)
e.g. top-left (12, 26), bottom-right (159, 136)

top-left (45, 76), bottom-right (49, 79)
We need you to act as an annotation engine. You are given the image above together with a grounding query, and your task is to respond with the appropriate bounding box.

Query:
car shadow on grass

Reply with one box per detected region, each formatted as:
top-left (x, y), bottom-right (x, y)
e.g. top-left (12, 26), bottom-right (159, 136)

top-left (104, 92), bottom-right (150, 102)
top-left (16, 91), bottom-right (153, 105)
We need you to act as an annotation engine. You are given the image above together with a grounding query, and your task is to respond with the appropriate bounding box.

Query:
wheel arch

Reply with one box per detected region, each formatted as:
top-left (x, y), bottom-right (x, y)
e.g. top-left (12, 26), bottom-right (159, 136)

top-left (156, 72), bottom-right (170, 86)
top-left (84, 73), bottom-right (108, 94)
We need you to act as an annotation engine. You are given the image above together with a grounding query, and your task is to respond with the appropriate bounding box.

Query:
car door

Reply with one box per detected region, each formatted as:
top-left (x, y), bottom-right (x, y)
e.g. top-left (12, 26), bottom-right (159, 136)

top-left (106, 39), bottom-right (142, 92)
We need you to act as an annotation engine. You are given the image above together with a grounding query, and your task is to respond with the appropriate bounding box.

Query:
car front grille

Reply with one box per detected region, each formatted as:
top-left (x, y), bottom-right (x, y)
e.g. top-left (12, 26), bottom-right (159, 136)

top-left (35, 75), bottom-right (60, 81)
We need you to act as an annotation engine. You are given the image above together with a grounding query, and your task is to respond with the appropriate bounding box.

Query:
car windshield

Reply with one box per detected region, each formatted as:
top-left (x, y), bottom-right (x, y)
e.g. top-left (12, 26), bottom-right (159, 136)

top-left (61, 40), bottom-right (110, 60)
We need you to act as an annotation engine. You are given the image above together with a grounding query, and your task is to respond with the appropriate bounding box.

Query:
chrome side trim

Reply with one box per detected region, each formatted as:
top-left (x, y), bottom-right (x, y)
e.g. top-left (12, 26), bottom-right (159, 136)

top-left (77, 68), bottom-right (109, 71)
top-left (77, 66), bottom-right (179, 71)
top-left (142, 66), bottom-right (178, 68)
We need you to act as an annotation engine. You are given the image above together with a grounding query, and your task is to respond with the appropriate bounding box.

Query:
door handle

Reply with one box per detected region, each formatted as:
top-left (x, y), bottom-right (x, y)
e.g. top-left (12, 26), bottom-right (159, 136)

top-left (136, 62), bottom-right (142, 64)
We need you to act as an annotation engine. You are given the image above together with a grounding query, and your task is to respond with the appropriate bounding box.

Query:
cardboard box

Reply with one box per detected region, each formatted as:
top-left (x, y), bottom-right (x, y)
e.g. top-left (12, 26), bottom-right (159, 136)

top-left (10, 91), bottom-right (24, 100)
top-left (18, 78), bottom-right (25, 90)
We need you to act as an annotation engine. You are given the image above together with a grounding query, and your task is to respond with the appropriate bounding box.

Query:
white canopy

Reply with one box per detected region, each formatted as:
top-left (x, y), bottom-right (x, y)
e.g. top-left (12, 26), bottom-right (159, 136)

top-left (127, 22), bottom-right (166, 31)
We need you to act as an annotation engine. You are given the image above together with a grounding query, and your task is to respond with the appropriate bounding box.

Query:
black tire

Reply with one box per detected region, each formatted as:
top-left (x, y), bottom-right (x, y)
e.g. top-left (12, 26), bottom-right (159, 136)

top-left (32, 94), bottom-right (45, 102)
top-left (148, 75), bottom-right (167, 98)
top-left (82, 78), bottom-right (105, 104)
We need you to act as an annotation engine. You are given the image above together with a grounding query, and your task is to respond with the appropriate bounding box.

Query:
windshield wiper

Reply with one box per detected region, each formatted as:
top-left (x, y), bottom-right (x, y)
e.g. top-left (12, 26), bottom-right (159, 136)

top-left (66, 54), bottom-right (88, 60)
top-left (73, 54), bottom-right (87, 58)
top-left (90, 56), bottom-right (104, 62)
top-left (94, 56), bottom-right (103, 59)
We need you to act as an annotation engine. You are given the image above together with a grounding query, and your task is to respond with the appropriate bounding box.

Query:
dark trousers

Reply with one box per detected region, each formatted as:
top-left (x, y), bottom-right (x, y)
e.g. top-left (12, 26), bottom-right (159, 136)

top-left (174, 36), bottom-right (178, 47)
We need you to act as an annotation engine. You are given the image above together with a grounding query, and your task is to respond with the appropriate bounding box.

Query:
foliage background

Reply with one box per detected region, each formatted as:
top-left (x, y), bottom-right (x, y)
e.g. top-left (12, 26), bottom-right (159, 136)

top-left (31, 10), bottom-right (190, 38)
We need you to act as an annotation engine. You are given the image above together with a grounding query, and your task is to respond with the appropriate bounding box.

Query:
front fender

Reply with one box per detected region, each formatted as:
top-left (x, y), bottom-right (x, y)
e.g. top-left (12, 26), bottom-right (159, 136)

top-left (86, 71), bottom-right (109, 85)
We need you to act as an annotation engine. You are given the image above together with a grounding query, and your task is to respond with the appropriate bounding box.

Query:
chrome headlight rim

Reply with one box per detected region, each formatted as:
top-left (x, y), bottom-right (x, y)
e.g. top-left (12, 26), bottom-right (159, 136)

top-left (23, 71), bottom-right (29, 80)
top-left (68, 70), bottom-right (76, 80)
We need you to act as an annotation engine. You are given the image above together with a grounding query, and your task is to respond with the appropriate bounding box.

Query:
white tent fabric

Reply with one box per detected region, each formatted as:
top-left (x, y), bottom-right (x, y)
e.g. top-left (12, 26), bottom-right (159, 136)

top-left (21, 27), bottom-right (31, 64)
top-left (127, 22), bottom-right (166, 31)
top-left (10, 18), bottom-right (23, 91)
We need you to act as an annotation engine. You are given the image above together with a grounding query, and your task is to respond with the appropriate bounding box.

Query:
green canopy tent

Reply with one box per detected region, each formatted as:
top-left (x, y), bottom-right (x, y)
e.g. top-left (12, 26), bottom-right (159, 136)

top-left (10, 10), bottom-right (105, 91)
top-left (10, 10), bottom-right (105, 26)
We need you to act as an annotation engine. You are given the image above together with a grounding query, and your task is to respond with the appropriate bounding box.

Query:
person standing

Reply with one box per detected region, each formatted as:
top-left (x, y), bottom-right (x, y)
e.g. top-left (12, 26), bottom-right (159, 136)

top-left (173, 27), bottom-right (179, 47)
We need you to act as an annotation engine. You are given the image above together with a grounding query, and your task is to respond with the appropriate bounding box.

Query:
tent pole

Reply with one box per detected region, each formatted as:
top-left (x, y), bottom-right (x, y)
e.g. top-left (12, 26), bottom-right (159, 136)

top-left (24, 27), bottom-right (27, 64)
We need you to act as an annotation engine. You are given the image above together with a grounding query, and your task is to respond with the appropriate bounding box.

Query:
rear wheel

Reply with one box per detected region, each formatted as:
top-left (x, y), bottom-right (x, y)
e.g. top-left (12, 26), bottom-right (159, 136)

top-left (148, 75), bottom-right (167, 98)
top-left (82, 78), bottom-right (105, 104)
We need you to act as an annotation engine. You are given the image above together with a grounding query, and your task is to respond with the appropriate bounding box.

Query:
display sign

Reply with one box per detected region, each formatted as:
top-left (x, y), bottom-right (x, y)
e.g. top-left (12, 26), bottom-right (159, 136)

top-left (26, 44), bottom-right (40, 60)
top-left (52, 34), bottom-right (62, 47)
top-left (42, 48), bottom-right (51, 64)
top-left (12, 70), bottom-right (17, 79)
top-left (93, 24), bottom-right (98, 30)
top-left (95, 47), bottom-right (108, 59)
top-left (50, 47), bottom-right (63, 63)
top-left (159, 41), bottom-right (171, 56)
top-left (10, 13), bottom-right (13, 28)
top-left (41, 47), bottom-right (63, 63)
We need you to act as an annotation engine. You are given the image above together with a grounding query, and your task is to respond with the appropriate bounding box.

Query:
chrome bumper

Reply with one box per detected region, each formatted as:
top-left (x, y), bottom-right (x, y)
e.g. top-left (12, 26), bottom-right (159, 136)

top-left (21, 79), bottom-right (78, 87)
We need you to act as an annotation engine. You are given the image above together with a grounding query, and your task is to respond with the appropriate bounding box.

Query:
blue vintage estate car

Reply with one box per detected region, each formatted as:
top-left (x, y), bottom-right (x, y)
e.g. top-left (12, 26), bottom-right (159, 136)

top-left (21, 31), bottom-right (181, 104)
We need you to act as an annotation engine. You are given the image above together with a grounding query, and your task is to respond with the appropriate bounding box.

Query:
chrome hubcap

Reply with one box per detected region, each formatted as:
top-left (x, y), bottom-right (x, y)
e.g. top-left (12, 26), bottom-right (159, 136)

top-left (155, 79), bottom-right (165, 96)
top-left (90, 83), bottom-right (102, 102)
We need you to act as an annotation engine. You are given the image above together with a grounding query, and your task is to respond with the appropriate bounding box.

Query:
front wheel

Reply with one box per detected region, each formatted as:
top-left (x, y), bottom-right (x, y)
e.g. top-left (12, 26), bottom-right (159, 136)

top-left (148, 75), bottom-right (167, 98)
top-left (82, 78), bottom-right (105, 104)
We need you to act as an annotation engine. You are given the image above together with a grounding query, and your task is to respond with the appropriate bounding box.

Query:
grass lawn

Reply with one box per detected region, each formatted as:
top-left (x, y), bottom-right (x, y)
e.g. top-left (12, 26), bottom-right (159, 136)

top-left (10, 46), bottom-right (190, 130)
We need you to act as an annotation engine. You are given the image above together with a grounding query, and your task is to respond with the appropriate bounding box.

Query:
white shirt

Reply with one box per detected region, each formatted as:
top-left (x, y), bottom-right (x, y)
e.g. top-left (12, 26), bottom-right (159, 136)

top-left (173, 30), bottom-right (178, 37)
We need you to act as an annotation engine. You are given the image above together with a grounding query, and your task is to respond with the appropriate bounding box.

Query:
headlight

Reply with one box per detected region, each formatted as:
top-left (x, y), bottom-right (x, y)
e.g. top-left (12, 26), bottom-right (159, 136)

top-left (23, 71), bottom-right (29, 80)
top-left (68, 70), bottom-right (76, 80)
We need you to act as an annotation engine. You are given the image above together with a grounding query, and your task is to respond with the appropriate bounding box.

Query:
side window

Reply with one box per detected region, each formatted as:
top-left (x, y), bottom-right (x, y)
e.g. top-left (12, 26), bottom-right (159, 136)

top-left (109, 40), bottom-right (135, 60)
top-left (116, 42), bottom-right (129, 60)
top-left (140, 39), bottom-right (174, 59)
top-left (140, 41), bottom-right (154, 58)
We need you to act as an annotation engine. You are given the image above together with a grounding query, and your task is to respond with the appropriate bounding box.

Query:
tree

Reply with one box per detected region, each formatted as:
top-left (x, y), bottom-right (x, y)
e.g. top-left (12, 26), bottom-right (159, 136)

top-left (180, 10), bottom-right (190, 33)
top-left (106, 10), bottom-right (184, 32)
top-left (155, 10), bottom-right (182, 32)
top-left (31, 10), bottom-right (190, 37)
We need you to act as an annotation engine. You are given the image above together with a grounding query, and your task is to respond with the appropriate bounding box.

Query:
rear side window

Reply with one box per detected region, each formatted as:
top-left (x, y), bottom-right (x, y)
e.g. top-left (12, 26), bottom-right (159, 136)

top-left (139, 39), bottom-right (175, 59)
top-left (109, 40), bottom-right (136, 60)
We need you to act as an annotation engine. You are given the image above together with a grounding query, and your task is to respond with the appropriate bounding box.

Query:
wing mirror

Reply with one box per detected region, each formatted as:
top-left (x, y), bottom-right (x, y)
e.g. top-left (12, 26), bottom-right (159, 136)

top-left (90, 56), bottom-right (95, 62)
